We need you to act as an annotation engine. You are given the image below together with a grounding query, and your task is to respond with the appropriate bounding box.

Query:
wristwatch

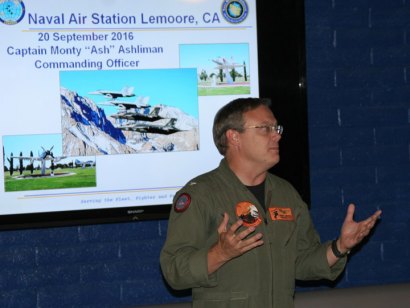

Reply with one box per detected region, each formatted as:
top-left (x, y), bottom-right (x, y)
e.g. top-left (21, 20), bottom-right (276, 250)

top-left (331, 239), bottom-right (350, 258)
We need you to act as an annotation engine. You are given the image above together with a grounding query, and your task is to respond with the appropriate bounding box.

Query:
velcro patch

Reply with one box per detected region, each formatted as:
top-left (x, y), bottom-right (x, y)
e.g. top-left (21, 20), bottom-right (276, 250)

top-left (174, 193), bottom-right (191, 213)
top-left (236, 201), bottom-right (262, 227)
top-left (269, 207), bottom-right (294, 221)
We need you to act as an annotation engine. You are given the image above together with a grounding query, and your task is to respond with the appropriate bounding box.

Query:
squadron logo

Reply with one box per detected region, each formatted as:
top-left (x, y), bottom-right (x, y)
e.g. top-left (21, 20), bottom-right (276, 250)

top-left (221, 0), bottom-right (249, 24)
top-left (0, 0), bottom-right (25, 25)
top-left (174, 193), bottom-right (191, 213)
top-left (235, 201), bottom-right (261, 227)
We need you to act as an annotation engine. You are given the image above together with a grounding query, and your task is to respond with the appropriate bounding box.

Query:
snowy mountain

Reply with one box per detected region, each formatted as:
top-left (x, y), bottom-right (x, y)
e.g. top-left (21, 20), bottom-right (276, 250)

top-left (60, 87), bottom-right (199, 155)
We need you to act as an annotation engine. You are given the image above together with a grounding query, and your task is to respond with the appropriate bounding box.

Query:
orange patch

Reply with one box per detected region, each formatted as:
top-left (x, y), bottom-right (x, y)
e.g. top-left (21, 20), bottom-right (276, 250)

top-left (269, 207), bottom-right (294, 221)
top-left (235, 201), bottom-right (262, 227)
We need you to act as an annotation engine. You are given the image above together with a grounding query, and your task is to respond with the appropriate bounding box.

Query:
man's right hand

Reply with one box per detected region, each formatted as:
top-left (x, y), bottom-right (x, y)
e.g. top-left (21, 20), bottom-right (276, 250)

top-left (207, 212), bottom-right (264, 274)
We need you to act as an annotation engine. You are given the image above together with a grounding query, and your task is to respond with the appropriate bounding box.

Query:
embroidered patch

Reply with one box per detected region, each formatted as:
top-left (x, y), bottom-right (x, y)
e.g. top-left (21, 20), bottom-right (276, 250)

top-left (235, 201), bottom-right (262, 227)
top-left (174, 193), bottom-right (191, 213)
top-left (269, 207), bottom-right (294, 221)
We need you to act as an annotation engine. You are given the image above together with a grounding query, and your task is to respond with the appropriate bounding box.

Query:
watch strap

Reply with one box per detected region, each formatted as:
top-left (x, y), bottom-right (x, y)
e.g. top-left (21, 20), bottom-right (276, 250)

top-left (331, 239), bottom-right (350, 258)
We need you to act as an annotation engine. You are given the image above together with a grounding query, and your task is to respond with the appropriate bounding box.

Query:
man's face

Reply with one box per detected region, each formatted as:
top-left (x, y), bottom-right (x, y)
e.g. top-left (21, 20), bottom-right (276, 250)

top-left (236, 105), bottom-right (282, 169)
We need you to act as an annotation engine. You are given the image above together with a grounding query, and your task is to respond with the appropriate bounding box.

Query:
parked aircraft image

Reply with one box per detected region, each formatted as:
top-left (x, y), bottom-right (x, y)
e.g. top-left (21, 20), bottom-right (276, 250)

top-left (212, 56), bottom-right (244, 84)
top-left (74, 159), bottom-right (95, 168)
top-left (9, 146), bottom-right (66, 176)
top-left (120, 118), bottom-right (184, 135)
top-left (212, 56), bottom-right (243, 70)
top-left (89, 86), bottom-right (135, 99)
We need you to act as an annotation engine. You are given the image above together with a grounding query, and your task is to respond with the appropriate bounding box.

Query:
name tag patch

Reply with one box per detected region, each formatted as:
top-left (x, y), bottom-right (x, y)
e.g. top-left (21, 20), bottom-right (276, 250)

top-left (269, 207), bottom-right (294, 221)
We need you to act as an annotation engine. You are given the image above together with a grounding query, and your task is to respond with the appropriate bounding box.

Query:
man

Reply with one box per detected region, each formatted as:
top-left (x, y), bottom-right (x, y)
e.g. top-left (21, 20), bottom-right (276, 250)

top-left (160, 98), bottom-right (381, 307)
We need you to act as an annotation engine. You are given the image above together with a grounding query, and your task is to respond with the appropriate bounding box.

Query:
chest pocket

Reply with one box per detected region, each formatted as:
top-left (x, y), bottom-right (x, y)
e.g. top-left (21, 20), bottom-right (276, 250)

top-left (267, 207), bottom-right (298, 247)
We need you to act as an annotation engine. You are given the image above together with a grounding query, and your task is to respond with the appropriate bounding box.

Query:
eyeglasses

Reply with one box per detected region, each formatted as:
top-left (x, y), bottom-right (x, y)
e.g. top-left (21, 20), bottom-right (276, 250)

top-left (244, 124), bottom-right (283, 135)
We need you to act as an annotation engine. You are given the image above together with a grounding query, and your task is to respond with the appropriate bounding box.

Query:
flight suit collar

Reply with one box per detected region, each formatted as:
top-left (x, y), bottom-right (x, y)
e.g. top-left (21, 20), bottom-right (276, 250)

top-left (218, 158), bottom-right (269, 224)
top-left (218, 158), bottom-right (249, 192)
top-left (218, 159), bottom-right (277, 190)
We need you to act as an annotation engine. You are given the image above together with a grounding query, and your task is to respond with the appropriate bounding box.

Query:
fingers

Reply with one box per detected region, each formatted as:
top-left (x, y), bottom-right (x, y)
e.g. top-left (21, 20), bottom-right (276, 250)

top-left (217, 213), bottom-right (264, 259)
top-left (344, 204), bottom-right (381, 233)
top-left (340, 205), bottom-right (382, 250)
top-left (371, 209), bottom-right (382, 221)
top-left (345, 203), bottom-right (355, 222)
top-left (217, 212), bottom-right (230, 233)
top-left (232, 224), bottom-right (263, 245)
top-left (229, 229), bottom-right (264, 256)
top-left (361, 209), bottom-right (382, 230)
top-left (229, 218), bottom-right (244, 234)
top-left (354, 209), bottom-right (382, 242)
top-left (218, 213), bottom-right (244, 234)
top-left (360, 210), bottom-right (382, 233)
top-left (240, 231), bottom-right (264, 251)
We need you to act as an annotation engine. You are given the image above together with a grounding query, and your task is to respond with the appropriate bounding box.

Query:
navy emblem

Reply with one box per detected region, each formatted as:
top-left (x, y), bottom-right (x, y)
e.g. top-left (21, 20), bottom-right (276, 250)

top-left (174, 193), bottom-right (191, 213)
top-left (221, 0), bottom-right (249, 24)
top-left (0, 0), bottom-right (25, 25)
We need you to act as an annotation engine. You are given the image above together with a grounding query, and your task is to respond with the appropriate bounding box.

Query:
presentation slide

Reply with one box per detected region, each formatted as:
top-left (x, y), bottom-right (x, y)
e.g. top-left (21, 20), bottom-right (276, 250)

top-left (0, 0), bottom-right (259, 217)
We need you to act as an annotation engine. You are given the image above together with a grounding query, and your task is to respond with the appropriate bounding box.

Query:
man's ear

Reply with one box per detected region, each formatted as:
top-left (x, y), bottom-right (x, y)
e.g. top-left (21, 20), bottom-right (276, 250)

top-left (226, 129), bottom-right (239, 145)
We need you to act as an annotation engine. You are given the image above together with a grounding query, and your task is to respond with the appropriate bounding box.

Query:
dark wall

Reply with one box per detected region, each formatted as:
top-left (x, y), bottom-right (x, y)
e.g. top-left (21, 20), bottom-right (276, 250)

top-left (0, 1), bottom-right (409, 307)
top-left (304, 0), bottom-right (410, 288)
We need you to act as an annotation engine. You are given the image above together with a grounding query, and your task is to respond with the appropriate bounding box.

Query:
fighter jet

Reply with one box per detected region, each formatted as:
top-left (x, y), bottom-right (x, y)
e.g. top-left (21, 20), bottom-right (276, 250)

top-left (212, 56), bottom-right (243, 70)
top-left (120, 118), bottom-right (184, 135)
top-left (111, 106), bottom-right (164, 122)
top-left (10, 146), bottom-right (66, 176)
top-left (89, 86), bottom-right (135, 100)
top-left (101, 96), bottom-right (151, 111)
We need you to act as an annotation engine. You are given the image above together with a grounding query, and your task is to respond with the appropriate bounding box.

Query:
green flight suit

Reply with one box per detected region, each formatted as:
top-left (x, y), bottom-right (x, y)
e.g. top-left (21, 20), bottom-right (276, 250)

top-left (160, 159), bottom-right (346, 308)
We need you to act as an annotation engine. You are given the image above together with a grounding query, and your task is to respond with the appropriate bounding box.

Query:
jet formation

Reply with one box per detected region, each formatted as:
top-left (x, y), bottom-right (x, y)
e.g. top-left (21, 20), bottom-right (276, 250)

top-left (94, 91), bottom-right (184, 135)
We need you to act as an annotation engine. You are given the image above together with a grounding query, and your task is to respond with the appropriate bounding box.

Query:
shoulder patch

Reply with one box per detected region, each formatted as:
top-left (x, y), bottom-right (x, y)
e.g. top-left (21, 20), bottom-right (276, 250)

top-left (174, 193), bottom-right (191, 213)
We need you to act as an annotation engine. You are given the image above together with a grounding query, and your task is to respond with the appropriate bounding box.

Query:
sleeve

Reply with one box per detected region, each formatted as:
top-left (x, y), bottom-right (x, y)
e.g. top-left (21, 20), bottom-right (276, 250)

top-left (292, 190), bottom-right (347, 281)
top-left (160, 186), bottom-right (219, 290)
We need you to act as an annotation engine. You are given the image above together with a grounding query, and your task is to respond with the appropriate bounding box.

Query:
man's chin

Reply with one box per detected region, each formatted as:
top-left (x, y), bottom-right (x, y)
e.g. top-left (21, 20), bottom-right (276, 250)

top-left (267, 156), bottom-right (280, 169)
